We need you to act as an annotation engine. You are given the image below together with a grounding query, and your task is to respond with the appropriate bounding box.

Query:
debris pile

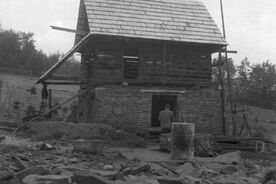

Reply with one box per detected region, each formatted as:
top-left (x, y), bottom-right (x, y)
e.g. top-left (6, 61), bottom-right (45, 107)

top-left (0, 133), bottom-right (275, 184)
top-left (0, 121), bottom-right (274, 184)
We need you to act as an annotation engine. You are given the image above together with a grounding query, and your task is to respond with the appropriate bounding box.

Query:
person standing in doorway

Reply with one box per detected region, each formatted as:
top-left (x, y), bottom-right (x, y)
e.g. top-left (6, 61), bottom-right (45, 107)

top-left (158, 104), bottom-right (174, 133)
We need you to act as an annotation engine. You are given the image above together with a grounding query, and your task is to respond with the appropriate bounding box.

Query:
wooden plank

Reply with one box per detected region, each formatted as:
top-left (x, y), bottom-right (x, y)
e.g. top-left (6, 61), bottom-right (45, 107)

top-left (143, 69), bottom-right (211, 76)
top-left (48, 89), bottom-right (52, 118)
top-left (215, 50), bottom-right (238, 54)
top-left (86, 78), bottom-right (215, 86)
top-left (50, 25), bottom-right (88, 35)
top-left (216, 143), bottom-right (255, 151)
top-left (51, 75), bottom-right (79, 81)
top-left (213, 136), bottom-right (264, 143)
top-left (29, 89), bottom-right (92, 122)
top-left (142, 73), bottom-right (210, 80)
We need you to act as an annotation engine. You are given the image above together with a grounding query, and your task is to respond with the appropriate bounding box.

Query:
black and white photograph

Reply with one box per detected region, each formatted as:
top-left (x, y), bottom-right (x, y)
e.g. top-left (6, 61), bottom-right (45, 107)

top-left (0, 0), bottom-right (275, 183)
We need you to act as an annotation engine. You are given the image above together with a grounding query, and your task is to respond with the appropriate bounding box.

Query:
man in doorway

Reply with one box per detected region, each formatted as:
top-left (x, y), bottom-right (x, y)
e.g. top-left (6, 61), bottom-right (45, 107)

top-left (158, 104), bottom-right (174, 133)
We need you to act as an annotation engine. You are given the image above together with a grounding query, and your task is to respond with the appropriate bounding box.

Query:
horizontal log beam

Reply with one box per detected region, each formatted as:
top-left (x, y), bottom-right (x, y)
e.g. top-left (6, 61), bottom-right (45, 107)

top-left (44, 80), bottom-right (81, 85)
top-left (214, 50), bottom-right (238, 54)
top-left (51, 75), bottom-right (80, 81)
top-left (86, 79), bottom-right (216, 87)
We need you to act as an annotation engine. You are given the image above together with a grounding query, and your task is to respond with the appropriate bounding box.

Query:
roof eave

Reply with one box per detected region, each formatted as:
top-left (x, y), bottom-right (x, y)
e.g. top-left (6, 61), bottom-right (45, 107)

top-left (91, 33), bottom-right (228, 47)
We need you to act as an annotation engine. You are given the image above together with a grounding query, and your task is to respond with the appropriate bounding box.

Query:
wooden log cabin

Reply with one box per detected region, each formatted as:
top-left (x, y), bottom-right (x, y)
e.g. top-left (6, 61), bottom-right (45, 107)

top-left (36, 0), bottom-right (227, 135)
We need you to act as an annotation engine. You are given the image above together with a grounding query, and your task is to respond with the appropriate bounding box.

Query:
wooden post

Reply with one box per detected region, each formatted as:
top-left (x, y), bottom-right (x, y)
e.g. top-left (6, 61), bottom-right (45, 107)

top-left (218, 52), bottom-right (226, 135)
top-left (171, 123), bottom-right (195, 160)
top-left (48, 89), bottom-right (52, 118)
top-left (162, 41), bottom-right (167, 84)
top-left (220, 0), bottom-right (236, 135)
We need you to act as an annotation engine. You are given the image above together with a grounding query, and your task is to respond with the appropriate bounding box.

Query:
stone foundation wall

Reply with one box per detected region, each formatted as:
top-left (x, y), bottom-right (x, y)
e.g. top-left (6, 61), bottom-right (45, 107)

top-left (179, 89), bottom-right (222, 135)
top-left (91, 85), bottom-right (222, 135)
top-left (94, 86), bottom-right (152, 131)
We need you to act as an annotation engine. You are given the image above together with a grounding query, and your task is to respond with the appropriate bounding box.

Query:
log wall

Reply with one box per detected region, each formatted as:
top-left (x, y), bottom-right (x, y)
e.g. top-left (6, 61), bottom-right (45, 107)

top-left (79, 39), bottom-right (214, 86)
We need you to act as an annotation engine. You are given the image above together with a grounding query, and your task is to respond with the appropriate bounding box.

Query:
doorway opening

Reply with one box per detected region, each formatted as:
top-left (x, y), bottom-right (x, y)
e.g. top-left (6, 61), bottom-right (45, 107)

top-left (151, 95), bottom-right (178, 127)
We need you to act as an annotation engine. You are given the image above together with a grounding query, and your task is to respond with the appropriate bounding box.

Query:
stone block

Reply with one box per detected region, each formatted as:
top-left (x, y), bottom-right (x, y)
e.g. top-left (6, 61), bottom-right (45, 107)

top-left (157, 177), bottom-right (184, 184)
top-left (220, 166), bottom-right (239, 175)
top-left (72, 170), bottom-right (111, 184)
top-left (16, 165), bottom-right (51, 180)
top-left (72, 140), bottom-right (104, 154)
top-left (176, 162), bottom-right (195, 176)
top-left (22, 174), bottom-right (71, 184)
top-left (0, 171), bottom-right (15, 181)
top-left (214, 151), bottom-right (241, 164)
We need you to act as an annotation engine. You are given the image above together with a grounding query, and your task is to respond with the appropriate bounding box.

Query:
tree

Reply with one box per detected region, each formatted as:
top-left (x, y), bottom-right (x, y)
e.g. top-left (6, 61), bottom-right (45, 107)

top-left (235, 59), bottom-right (276, 109)
top-left (248, 61), bottom-right (276, 108)
top-left (237, 57), bottom-right (250, 82)
top-left (235, 57), bottom-right (251, 105)
top-left (18, 32), bottom-right (36, 68)
top-left (0, 29), bottom-right (21, 68)
top-left (0, 28), bottom-right (80, 76)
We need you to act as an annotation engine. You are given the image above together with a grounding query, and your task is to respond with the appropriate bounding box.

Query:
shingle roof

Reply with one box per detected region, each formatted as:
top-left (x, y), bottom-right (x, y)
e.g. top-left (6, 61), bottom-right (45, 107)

top-left (81, 0), bottom-right (227, 45)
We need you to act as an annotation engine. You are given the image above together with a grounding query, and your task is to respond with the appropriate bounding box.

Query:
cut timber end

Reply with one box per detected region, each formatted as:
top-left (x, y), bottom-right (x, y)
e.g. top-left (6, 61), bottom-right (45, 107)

top-left (171, 123), bottom-right (195, 160)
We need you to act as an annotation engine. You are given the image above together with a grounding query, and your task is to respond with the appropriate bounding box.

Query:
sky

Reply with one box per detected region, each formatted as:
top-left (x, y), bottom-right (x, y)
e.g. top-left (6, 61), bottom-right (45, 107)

top-left (0, 0), bottom-right (276, 65)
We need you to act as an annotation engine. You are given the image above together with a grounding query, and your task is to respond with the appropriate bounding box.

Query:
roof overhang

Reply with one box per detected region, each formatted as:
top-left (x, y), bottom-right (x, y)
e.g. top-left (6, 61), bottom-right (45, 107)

top-left (35, 33), bottom-right (91, 84)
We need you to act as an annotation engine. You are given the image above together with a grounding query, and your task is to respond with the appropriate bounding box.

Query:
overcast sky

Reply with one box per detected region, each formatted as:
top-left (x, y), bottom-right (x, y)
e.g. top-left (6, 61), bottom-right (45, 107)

top-left (0, 0), bottom-right (275, 65)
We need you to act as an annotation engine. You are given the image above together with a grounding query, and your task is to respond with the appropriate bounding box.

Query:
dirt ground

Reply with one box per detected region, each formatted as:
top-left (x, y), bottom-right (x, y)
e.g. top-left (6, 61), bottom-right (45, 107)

top-left (0, 124), bottom-right (275, 184)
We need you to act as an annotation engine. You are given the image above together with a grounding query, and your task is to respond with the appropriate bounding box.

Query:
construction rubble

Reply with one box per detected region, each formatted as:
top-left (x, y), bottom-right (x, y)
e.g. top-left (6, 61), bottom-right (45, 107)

top-left (0, 121), bottom-right (275, 184)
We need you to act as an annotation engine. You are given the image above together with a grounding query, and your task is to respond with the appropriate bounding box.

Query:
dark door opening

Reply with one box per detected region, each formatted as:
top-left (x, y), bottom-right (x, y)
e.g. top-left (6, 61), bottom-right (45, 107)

top-left (151, 95), bottom-right (178, 127)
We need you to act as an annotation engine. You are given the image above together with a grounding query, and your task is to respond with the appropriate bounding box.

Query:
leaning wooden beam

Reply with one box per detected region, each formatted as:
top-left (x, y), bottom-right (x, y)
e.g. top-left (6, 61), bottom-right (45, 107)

top-left (12, 89), bottom-right (92, 135)
top-left (29, 89), bottom-right (91, 122)
top-left (35, 33), bottom-right (91, 84)
top-left (50, 25), bottom-right (88, 35)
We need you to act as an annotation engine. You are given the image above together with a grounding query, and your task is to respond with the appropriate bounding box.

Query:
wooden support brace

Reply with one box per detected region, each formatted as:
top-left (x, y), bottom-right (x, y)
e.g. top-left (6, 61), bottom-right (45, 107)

top-left (50, 25), bottom-right (88, 35)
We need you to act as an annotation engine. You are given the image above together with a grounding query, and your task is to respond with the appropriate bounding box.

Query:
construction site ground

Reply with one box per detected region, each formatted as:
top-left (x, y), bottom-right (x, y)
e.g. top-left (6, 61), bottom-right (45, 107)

top-left (0, 122), bottom-right (275, 184)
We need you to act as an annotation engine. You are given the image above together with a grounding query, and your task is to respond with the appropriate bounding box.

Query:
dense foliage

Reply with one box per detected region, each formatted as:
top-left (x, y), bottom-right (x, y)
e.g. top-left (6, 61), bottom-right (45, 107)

top-left (235, 59), bottom-right (276, 109)
top-left (213, 57), bottom-right (276, 109)
top-left (0, 28), bottom-right (80, 76)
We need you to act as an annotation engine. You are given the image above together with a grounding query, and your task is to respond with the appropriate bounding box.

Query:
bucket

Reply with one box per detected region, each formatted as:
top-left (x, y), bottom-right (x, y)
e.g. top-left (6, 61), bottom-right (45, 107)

top-left (160, 133), bottom-right (171, 151)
